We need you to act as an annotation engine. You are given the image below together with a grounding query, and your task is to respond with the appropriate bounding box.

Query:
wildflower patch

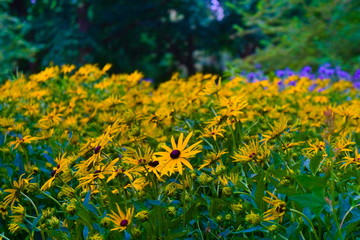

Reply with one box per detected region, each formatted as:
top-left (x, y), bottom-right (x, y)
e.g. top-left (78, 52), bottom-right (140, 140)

top-left (0, 64), bottom-right (359, 239)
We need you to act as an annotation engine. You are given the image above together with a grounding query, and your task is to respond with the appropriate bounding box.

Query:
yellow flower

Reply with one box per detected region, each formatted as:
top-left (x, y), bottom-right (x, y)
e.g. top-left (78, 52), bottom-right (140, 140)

top-left (333, 136), bottom-right (355, 154)
top-left (201, 125), bottom-right (226, 141)
top-left (263, 191), bottom-right (286, 222)
top-left (3, 174), bottom-right (32, 209)
top-left (9, 135), bottom-right (38, 150)
top-left (8, 222), bottom-right (21, 234)
top-left (41, 153), bottom-right (72, 191)
top-left (260, 117), bottom-right (296, 143)
top-left (38, 109), bottom-right (63, 127)
top-left (199, 150), bottom-right (227, 169)
top-left (218, 96), bottom-right (248, 119)
top-left (340, 149), bottom-right (360, 169)
top-left (124, 177), bottom-right (148, 191)
top-left (201, 76), bottom-right (222, 96)
top-left (232, 139), bottom-right (269, 164)
top-left (304, 140), bottom-right (326, 155)
top-left (0, 203), bottom-right (8, 219)
top-left (61, 64), bottom-right (76, 74)
top-left (107, 204), bottom-right (134, 232)
top-left (77, 158), bottom-right (119, 189)
top-left (155, 132), bottom-right (202, 175)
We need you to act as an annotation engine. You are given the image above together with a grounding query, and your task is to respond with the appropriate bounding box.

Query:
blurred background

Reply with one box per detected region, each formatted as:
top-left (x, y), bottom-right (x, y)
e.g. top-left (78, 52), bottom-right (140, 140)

top-left (1, 0), bottom-right (359, 83)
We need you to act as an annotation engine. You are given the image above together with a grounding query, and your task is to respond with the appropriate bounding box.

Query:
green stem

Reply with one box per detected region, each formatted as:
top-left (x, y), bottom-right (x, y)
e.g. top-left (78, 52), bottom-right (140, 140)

top-left (197, 220), bottom-right (205, 240)
top-left (40, 190), bottom-right (62, 207)
top-left (339, 204), bottom-right (360, 229)
top-left (290, 208), bottom-right (320, 240)
top-left (0, 234), bottom-right (11, 240)
top-left (329, 163), bottom-right (343, 240)
top-left (21, 191), bottom-right (45, 240)
top-left (201, 137), bottom-right (215, 151)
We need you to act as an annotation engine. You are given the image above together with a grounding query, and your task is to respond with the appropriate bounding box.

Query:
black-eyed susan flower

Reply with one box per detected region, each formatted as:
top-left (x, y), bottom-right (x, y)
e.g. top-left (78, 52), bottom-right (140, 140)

top-left (3, 174), bottom-right (32, 210)
top-left (260, 117), bottom-right (296, 143)
top-left (340, 149), bottom-right (360, 169)
top-left (263, 191), bottom-right (286, 222)
top-left (107, 204), bottom-right (134, 232)
top-left (232, 139), bottom-right (269, 164)
top-left (41, 153), bottom-right (72, 191)
top-left (219, 96), bottom-right (248, 118)
top-left (201, 125), bottom-right (226, 141)
top-left (8, 135), bottom-right (38, 150)
top-left (155, 132), bottom-right (202, 175)
top-left (199, 149), bottom-right (227, 169)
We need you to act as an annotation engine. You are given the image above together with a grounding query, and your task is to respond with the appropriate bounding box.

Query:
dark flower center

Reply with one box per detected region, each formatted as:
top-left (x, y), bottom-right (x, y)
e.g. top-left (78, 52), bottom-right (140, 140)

top-left (148, 160), bottom-right (159, 167)
top-left (120, 219), bottom-right (129, 227)
top-left (138, 159), bottom-right (146, 164)
top-left (170, 150), bottom-right (181, 159)
top-left (51, 169), bottom-right (57, 177)
top-left (94, 146), bottom-right (102, 154)
top-left (94, 170), bottom-right (101, 174)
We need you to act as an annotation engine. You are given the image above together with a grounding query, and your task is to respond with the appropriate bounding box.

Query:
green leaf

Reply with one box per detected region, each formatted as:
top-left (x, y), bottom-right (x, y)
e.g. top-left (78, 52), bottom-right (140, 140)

top-left (253, 174), bottom-right (266, 211)
top-left (309, 152), bottom-right (323, 174)
top-left (296, 175), bottom-right (327, 192)
top-left (165, 230), bottom-right (189, 240)
top-left (289, 190), bottom-right (326, 215)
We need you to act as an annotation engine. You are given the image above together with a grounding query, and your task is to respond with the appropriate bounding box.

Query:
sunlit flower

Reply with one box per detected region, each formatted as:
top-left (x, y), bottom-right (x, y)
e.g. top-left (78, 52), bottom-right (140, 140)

top-left (107, 204), bottom-right (134, 232)
top-left (155, 132), bottom-right (202, 175)
top-left (260, 117), bottom-right (296, 143)
top-left (304, 140), bottom-right (326, 155)
top-left (232, 139), bottom-right (269, 163)
top-left (9, 135), bottom-right (38, 150)
top-left (340, 149), bottom-right (360, 169)
top-left (199, 150), bottom-right (227, 169)
top-left (201, 125), bottom-right (226, 141)
top-left (3, 174), bottom-right (32, 209)
top-left (219, 96), bottom-right (248, 118)
top-left (263, 191), bottom-right (286, 222)
top-left (41, 153), bottom-right (72, 191)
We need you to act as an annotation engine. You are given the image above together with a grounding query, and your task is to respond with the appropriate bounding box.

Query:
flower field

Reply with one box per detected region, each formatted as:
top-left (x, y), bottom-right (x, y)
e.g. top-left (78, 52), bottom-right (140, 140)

top-left (0, 64), bottom-right (360, 239)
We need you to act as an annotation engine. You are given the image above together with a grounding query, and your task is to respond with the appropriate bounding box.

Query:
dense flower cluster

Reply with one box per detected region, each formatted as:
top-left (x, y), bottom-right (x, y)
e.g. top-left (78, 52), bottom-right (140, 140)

top-left (0, 64), bottom-right (359, 239)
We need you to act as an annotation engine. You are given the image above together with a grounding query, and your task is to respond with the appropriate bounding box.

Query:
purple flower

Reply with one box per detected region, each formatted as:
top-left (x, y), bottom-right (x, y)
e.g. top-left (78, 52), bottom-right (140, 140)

top-left (247, 72), bottom-right (257, 82)
top-left (288, 81), bottom-right (297, 86)
top-left (299, 66), bottom-right (312, 78)
top-left (276, 70), bottom-right (286, 78)
top-left (353, 69), bottom-right (360, 81)
top-left (309, 84), bottom-right (317, 91)
top-left (353, 82), bottom-right (360, 89)
top-left (209, 0), bottom-right (224, 21)
top-left (335, 67), bottom-right (351, 80)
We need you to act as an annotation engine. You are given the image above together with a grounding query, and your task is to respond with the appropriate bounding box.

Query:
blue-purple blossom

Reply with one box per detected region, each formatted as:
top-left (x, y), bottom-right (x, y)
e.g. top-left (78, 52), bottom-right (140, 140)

top-left (353, 69), bottom-right (360, 81)
top-left (209, 0), bottom-right (224, 21)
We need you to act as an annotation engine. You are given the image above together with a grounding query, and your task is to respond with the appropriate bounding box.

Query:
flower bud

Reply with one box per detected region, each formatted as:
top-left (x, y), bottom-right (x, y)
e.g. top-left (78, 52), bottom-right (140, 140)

top-left (198, 173), bottom-right (213, 185)
top-left (245, 211), bottom-right (261, 225)
top-left (100, 217), bottom-right (112, 228)
top-left (135, 210), bottom-right (150, 222)
top-left (231, 203), bottom-right (244, 214)
top-left (48, 216), bottom-right (60, 229)
top-left (131, 227), bottom-right (142, 238)
top-left (166, 206), bottom-right (176, 216)
top-left (222, 187), bottom-right (232, 197)
top-left (66, 203), bottom-right (76, 215)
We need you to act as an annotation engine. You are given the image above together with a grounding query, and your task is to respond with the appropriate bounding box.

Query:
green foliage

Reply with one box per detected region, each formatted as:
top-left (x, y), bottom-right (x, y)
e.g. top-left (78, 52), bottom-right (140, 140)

top-left (0, 0), bottom-right (37, 79)
top-left (228, 0), bottom-right (360, 72)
